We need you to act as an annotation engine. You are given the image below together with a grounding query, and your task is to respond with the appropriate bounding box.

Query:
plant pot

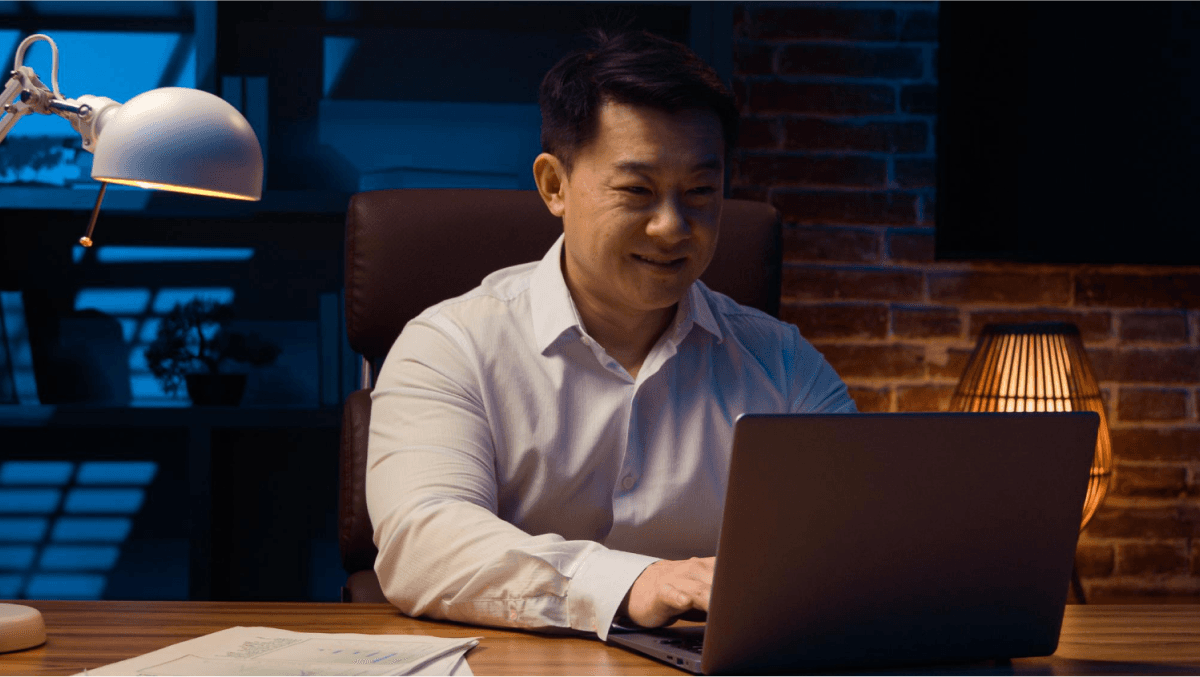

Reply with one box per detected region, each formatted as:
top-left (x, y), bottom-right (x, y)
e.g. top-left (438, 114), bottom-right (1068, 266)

top-left (185, 374), bottom-right (247, 406)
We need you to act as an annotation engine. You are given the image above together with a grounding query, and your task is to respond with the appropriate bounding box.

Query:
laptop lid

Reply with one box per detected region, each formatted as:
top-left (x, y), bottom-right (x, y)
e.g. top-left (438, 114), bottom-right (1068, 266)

top-left (696, 412), bottom-right (1098, 674)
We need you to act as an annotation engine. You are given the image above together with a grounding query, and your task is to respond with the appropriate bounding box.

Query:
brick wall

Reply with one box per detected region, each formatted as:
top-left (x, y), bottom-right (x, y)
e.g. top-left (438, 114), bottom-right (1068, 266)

top-left (730, 1), bottom-right (1200, 600)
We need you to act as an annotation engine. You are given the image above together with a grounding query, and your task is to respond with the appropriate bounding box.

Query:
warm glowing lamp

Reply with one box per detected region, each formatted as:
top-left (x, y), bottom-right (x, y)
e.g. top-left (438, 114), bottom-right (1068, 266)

top-left (950, 322), bottom-right (1112, 528)
top-left (950, 322), bottom-right (1112, 602)
top-left (0, 33), bottom-right (263, 247)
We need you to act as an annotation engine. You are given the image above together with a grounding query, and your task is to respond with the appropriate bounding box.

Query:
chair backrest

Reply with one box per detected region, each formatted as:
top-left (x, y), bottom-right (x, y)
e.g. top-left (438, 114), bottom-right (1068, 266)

top-left (338, 188), bottom-right (781, 600)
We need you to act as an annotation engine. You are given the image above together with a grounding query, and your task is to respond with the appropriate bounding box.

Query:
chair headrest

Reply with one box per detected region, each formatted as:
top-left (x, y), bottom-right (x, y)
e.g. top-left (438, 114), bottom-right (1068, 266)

top-left (345, 189), bottom-right (780, 360)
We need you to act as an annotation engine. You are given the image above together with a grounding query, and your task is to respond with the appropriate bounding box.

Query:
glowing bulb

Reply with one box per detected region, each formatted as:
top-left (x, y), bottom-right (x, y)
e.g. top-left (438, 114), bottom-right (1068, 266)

top-left (96, 177), bottom-right (258, 201)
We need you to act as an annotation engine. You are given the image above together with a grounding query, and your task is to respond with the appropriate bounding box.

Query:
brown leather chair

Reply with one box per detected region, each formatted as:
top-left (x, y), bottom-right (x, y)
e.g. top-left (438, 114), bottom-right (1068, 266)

top-left (339, 188), bottom-right (781, 603)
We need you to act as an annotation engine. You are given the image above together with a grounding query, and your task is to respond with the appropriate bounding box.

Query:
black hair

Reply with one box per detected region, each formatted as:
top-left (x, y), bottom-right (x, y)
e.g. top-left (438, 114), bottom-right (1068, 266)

top-left (538, 28), bottom-right (739, 175)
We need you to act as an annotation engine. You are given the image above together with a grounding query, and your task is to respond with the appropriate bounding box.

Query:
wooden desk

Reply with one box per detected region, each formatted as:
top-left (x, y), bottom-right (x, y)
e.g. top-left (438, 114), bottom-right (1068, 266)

top-left (4, 601), bottom-right (1200, 675)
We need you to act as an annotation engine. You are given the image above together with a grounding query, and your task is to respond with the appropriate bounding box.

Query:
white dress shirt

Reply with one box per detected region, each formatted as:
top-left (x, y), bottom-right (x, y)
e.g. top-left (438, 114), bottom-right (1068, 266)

top-left (367, 235), bottom-right (856, 640)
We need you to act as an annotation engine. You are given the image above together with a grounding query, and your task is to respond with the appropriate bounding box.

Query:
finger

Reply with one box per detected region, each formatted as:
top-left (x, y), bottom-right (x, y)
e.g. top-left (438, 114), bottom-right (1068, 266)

top-left (661, 580), bottom-right (709, 613)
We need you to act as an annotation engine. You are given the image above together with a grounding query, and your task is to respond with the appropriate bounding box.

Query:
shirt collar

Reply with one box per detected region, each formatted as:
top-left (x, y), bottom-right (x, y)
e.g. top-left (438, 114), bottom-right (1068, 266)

top-left (677, 279), bottom-right (724, 345)
top-left (530, 235), bottom-right (725, 353)
top-left (530, 235), bottom-right (582, 353)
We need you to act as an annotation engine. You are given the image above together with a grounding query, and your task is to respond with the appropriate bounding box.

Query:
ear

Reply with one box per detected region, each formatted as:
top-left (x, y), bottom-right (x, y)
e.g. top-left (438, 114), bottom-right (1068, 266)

top-left (532, 152), bottom-right (568, 218)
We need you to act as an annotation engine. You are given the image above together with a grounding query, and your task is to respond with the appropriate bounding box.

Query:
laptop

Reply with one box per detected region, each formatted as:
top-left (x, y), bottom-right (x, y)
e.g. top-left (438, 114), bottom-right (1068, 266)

top-left (608, 412), bottom-right (1099, 674)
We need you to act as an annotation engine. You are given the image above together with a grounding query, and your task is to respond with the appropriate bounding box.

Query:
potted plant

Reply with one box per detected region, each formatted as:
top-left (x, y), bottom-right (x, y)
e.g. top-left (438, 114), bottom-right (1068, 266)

top-left (144, 299), bottom-right (281, 406)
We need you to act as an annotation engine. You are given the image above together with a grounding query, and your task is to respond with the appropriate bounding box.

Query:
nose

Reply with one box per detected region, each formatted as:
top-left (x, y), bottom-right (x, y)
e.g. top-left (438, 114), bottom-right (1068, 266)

top-left (645, 195), bottom-right (691, 245)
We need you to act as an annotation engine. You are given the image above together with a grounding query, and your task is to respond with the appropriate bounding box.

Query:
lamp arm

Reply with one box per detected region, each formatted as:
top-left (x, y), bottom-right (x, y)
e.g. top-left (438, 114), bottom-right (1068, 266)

top-left (0, 33), bottom-right (121, 151)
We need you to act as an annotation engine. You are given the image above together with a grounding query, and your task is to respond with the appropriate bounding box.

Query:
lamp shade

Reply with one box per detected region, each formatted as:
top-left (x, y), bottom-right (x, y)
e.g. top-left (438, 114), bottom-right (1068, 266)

top-left (949, 322), bottom-right (1112, 530)
top-left (90, 87), bottom-right (262, 200)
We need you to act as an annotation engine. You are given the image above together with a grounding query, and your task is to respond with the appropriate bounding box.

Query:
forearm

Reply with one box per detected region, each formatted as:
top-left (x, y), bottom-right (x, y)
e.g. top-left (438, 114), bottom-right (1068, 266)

top-left (369, 455), bottom-right (656, 638)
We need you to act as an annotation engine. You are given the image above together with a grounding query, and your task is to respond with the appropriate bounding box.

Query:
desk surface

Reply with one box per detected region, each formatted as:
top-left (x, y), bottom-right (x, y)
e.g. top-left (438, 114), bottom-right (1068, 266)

top-left (4, 601), bottom-right (1200, 675)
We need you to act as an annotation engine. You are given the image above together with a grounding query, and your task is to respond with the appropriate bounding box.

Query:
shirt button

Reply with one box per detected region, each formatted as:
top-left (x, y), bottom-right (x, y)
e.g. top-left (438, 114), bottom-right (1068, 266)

top-left (622, 476), bottom-right (635, 490)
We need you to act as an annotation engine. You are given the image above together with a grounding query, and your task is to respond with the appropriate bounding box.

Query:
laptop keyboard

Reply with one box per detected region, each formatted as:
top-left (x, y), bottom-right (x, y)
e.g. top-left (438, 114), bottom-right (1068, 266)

top-left (659, 634), bottom-right (705, 654)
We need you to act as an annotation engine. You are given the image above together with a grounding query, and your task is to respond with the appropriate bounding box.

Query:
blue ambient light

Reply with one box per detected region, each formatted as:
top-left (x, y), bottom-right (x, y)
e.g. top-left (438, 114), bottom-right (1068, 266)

top-left (76, 462), bottom-right (157, 486)
top-left (50, 517), bottom-right (132, 542)
top-left (0, 461), bottom-right (74, 485)
top-left (63, 489), bottom-right (145, 515)
top-left (0, 489), bottom-right (61, 514)
top-left (38, 545), bottom-right (120, 571)
top-left (74, 288), bottom-right (152, 315)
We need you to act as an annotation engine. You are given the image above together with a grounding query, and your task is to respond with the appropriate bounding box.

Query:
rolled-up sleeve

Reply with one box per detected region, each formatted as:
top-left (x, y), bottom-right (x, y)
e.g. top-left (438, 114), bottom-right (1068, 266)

top-left (367, 316), bottom-right (656, 639)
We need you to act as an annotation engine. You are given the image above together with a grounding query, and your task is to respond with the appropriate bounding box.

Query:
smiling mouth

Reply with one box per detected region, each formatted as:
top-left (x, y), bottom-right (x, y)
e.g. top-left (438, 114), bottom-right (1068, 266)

top-left (633, 253), bottom-right (687, 270)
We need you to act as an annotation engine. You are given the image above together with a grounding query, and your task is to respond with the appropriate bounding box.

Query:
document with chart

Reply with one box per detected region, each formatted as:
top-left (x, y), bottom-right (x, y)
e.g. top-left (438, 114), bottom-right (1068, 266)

top-left (79, 626), bottom-right (481, 676)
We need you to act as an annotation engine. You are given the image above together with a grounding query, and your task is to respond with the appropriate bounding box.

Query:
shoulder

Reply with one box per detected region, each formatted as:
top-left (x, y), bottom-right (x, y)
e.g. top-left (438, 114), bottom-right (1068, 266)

top-left (695, 282), bottom-right (835, 379)
top-left (415, 260), bottom-right (538, 328)
top-left (697, 282), bottom-right (802, 348)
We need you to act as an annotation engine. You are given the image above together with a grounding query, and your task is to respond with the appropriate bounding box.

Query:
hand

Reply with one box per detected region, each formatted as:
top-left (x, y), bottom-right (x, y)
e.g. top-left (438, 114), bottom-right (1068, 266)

top-left (619, 557), bottom-right (714, 629)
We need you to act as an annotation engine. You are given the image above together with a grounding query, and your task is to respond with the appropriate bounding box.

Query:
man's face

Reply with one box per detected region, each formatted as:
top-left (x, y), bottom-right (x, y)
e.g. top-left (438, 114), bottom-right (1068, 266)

top-left (550, 101), bottom-right (725, 322)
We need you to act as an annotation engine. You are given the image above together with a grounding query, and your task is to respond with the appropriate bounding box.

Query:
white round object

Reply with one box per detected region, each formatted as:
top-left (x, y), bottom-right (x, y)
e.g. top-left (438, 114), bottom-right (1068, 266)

top-left (91, 87), bottom-right (263, 201)
top-left (0, 603), bottom-right (46, 653)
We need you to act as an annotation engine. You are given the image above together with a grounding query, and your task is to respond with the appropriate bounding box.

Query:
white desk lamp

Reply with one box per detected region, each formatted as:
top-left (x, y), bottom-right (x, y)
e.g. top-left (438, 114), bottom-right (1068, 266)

top-left (0, 33), bottom-right (263, 247)
top-left (0, 33), bottom-right (264, 653)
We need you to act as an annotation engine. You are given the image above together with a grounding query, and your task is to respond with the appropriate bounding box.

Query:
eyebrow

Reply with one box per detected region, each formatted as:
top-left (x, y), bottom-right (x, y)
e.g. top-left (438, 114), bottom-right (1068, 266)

top-left (613, 158), bottom-right (723, 174)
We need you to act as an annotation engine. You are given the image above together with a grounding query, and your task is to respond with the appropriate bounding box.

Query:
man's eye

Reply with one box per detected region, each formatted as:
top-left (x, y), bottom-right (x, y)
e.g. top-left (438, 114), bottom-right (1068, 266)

top-left (622, 186), bottom-right (651, 195)
top-left (689, 186), bottom-right (717, 195)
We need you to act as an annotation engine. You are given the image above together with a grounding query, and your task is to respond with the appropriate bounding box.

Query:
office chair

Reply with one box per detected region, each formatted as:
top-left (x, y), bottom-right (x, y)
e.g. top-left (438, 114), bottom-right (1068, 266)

top-left (339, 188), bottom-right (781, 603)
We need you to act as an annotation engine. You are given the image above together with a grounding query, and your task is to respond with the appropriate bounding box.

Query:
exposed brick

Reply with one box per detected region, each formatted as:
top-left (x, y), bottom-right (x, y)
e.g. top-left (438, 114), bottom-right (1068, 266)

top-left (928, 346), bottom-right (973, 379)
top-left (783, 118), bottom-right (928, 153)
top-left (814, 343), bottom-right (926, 378)
top-left (1084, 507), bottom-right (1193, 539)
top-left (887, 228), bottom-right (935, 263)
top-left (1110, 428), bottom-right (1200, 463)
top-left (738, 6), bottom-right (897, 41)
top-left (782, 303), bottom-right (888, 340)
top-left (892, 305), bottom-right (961, 339)
top-left (919, 192), bottom-right (936, 226)
top-left (783, 265), bottom-right (923, 302)
top-left (1110, 463), bottom-right (1187, 497)
top-left (929, 271), bottom-right (1073, 305)
top-left (1087, 582), bottom-right (1200, 600)
top-left (849, 386), bottom-right (890, 413)
top-left (900, 84), bottom-right (937, 114)
top-left (735, 154), bottom-right (887, 189)
top-left (1120, 311), bottom-right (1191, 344)
top-left (1116, 542), bottom-right (1189, 576)
top-left (966, 310), bottom-right (1112, 343)
top-left (733, 77), bottom-right (748, 112)
top-left (783, 225), bottom-right (881, 264)
top-left (748, 80), bottom-right (895, 115)
top-left (778, 44), bottom-right (923, 79)
top-left (1119, 388), bottom-right (1190, 422)
top-left (1076, 272), bottom-right (1200, 309)
top-left (1074, 543), bottom-right (1115, 578)
top-left (899, 9), bottom-right (939, 42)
top-left (1091, 348), bottom-right (1200, 384)
top-left (772, 190), bottom-right (920, 226)
top-left (896, 384), bottom-right (955, 412)
top-left (735, 117), bottom-right (778, 150)
top-left (893, 157), bottom-right (935, 189)
top-left (733, 40), bottom-right (774, 75)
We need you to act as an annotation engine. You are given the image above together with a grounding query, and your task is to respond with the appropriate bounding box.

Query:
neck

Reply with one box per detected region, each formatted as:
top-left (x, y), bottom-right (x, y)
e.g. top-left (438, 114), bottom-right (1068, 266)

top-left (567, 284), bottom-right (676, 378)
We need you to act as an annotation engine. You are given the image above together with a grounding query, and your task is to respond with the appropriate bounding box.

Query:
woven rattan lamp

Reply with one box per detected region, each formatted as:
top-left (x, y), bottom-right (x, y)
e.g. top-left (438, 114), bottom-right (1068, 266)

top-left (950, 322), bottom-right (1112, 531)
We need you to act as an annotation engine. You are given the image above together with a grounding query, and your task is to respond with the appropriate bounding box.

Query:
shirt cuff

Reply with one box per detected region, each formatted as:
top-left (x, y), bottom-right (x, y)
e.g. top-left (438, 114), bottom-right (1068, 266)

top-left (566, 548), bottom-right (660, 641)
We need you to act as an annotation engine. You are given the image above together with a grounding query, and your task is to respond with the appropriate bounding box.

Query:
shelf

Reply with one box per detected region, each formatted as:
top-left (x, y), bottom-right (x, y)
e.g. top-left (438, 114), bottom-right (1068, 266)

top-left (0, 405), bottom-right (342, 428)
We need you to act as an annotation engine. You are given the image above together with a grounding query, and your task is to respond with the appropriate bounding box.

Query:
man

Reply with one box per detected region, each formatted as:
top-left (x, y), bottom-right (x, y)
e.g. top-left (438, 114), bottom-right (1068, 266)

top-left (366, 29), bottom-right (856, 641)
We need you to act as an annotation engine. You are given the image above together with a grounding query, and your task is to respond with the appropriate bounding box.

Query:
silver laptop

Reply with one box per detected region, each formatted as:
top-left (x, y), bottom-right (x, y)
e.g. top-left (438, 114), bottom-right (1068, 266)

top-left (609, 412), bottom-right (1098, 674)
